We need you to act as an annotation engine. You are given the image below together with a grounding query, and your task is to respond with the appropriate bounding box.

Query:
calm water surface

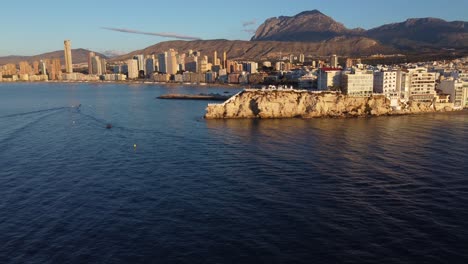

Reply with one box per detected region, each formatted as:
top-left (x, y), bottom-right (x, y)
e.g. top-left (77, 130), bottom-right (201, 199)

top-left (0, 83), bottom-right (467, 263)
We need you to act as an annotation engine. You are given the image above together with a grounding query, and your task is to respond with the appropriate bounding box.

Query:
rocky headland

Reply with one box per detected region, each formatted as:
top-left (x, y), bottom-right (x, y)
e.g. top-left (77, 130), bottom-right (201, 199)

top-left (205, 89), bottom-right (459, 119)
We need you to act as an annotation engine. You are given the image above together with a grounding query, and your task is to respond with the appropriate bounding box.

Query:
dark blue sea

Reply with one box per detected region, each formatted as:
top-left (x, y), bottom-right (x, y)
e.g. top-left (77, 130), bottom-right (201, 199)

top-left (0, 82), bottom-right (467, 264)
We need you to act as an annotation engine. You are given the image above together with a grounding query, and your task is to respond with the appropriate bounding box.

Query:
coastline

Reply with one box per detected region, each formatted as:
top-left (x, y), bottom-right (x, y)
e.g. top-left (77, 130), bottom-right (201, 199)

top-left (0, 79), bottom-right (248, 89)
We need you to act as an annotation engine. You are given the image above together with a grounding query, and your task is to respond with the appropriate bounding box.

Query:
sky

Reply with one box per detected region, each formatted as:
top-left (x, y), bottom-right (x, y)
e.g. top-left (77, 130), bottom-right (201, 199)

top-left (1, 0), bottom-right (467, 57)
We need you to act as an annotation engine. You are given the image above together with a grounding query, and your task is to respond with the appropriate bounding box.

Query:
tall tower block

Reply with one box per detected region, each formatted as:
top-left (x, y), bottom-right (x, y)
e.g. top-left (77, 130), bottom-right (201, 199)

top-left (64, 40), bottom-right (73, 73)
top-left (213, 51), bottom-right (218, 65)
top-left (222, 51), bottom-right (227, 69)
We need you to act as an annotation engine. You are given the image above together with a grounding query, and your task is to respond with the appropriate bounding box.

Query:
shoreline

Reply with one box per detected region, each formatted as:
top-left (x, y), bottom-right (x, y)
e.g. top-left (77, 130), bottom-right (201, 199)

top-left (0, 79), bottom-right (248, 89)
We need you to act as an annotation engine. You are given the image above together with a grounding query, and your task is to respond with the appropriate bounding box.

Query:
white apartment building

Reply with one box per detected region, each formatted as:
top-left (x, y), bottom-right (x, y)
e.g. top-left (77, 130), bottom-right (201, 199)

top-left (438, 78), bottom-right (466, 108)
top-left (126, 59), bottom-right (139, 79)
top-left (166, 49), bottom-right (179, 75)
top-left (407, 68), bottom-right (436, 102)
top-left (318, 68), bottom-right (342, 90)
top-left (374, 71), bottom-right (399, 99)
top-left (342, 71), bottom-right (374, 97)
top-left (91, 56), bottom-right (102, 75)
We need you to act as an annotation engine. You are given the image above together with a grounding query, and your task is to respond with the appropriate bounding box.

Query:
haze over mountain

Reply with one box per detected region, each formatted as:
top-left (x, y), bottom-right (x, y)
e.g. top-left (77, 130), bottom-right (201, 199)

top-left (251, 10), bottom-right (468, 51)
top-left (0, 49), bottom-right (107, 66)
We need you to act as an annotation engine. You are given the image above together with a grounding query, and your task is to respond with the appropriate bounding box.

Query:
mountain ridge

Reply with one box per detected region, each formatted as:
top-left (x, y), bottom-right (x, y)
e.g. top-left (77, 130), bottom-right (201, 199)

top-left (110, 38), bottom-right (396, 62)
top-left (251, 10), bottom-right (468, 50)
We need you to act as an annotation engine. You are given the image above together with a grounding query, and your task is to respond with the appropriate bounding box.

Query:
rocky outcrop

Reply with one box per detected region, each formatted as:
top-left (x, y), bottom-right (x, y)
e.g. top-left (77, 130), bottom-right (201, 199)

top-left (204, 90), bottom-right (457, 119)
top-left (251, 10), bottom-right (360, 42)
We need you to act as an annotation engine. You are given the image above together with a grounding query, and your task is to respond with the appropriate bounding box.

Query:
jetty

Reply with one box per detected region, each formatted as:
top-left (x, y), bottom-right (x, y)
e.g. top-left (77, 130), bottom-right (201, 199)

top-left (157, 93), bottom-right (231, 101)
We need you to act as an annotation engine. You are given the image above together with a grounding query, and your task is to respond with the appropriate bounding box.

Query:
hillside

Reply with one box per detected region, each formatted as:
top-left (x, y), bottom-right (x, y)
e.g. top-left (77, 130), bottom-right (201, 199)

top-left (367, 18), bottom-right (468, 50)
top-left (0, 49), bottom-right (107, 65)
top-left (112, 38), bottom-right (396, 62)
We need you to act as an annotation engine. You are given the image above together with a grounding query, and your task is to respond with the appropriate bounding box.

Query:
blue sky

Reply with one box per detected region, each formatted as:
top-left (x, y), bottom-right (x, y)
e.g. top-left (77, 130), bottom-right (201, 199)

top-left (1, 0), bottom-right (467, 56)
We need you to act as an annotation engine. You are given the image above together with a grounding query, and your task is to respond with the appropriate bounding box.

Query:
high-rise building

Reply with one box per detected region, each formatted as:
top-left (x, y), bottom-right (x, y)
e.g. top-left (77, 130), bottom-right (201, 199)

top-left (198, 57), bottom-right (209, 73)
top-left (177, 53), bottom-right (186, 71)
top-left (223, 51), bottom-right (227, 69)
top-left (91, 56), bottom-right (102, 75)
top-left (39, 60), bottom-right (47, 75)
top-left (19, 61), bottom-right (33, 75)
top-left (88, 52), bottom-right (95, 74)
top-left (47, 58), bottom-right (62, 80)
top-left (133, 55), bottom-right (145, 72)
top-left (101, 58), bottom-right (107, 74)
top-left (158, 52), bottom-right (168, 73)
top-left (33, 61), bottom-right (40, 75)
top-left (145, 58), bottom-right (155, 77)
top-left (213, 51), bottom-right (218, 66)
top-left (64, 40), bottom-right (73, 73)
top-left (126, 59), bottom-right (139, 79)
top-left (299, 54), bottom-right (305, 63)
top-left (166, 49), bottom-right (178, 75)
top-left (330, 54), bottom-right (338, 68)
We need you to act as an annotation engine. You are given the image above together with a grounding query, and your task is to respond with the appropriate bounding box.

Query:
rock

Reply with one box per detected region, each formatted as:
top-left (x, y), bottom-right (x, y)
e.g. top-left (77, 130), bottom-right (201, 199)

top-left (205, 90), bottom-right (459, 119)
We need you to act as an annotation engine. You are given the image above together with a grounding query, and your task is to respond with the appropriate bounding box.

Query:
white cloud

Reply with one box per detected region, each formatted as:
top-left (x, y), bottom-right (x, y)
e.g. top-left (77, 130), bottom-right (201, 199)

top-left (102, 27), bottom-right (202, 40)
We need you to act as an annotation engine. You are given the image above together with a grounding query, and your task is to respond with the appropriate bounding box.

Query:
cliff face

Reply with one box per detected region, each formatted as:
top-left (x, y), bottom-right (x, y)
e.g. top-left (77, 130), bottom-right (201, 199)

top-left (205, 90), bottom-right (456, 119)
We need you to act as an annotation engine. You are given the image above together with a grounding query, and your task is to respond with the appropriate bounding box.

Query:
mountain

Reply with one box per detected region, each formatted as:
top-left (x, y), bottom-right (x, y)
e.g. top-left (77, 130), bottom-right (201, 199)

top-left (251, 10), bottom-right (361, 42)
top-left (0, 49), bottom-right (107, 66)
top-left (251, 10), bottom-right (468, 50)
top-left (367, 18), bottom-right (468, 50)
top-left (111, 38), bottom-right (396, 62)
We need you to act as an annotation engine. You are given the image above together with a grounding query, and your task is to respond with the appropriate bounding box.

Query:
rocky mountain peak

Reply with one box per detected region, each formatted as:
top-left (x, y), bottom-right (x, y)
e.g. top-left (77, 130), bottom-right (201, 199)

top-left (251, 10), bottom-right (352, 42)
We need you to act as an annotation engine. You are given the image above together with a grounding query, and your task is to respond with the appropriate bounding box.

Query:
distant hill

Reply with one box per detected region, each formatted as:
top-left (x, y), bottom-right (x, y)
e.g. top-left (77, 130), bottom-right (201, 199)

top-left (0, 49), bottom-right (107, 66)
top-left (251, 10), bottom-right (468, 51)
top-left (112, 38), bottom-right (396, 62)
top-left (367, 18), bottom-right (468, 50)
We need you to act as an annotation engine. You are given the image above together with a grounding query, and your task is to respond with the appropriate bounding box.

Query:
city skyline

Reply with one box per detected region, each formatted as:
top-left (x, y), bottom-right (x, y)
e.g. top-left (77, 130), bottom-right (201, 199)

top-left (1, 0), bottom-right (467, 57)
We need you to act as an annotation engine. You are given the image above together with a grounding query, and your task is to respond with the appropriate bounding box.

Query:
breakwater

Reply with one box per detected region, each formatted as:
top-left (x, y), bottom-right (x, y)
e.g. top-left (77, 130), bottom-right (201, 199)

top-left (157, 93), bottom-right (230, 101)
top-left (205, 89), bottom-right (459, 119)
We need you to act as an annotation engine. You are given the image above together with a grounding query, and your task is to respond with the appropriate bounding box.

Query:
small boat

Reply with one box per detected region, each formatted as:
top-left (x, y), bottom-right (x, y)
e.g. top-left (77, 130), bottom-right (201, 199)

top-left (106, 124), bottom-right (112, 129)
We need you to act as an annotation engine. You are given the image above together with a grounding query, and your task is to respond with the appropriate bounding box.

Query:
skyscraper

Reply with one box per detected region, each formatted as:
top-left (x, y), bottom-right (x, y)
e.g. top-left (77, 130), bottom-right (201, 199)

top-left (330, 54), bottom-right (338, 68)
top-left (64, 40), bottom-right (73, 73)
top-left (133, 55), bottom-right (145, 72)
top-left (213, 51), bottom-right (218, 66)
top-left (223, 51), bottom-right (227, 69)
top-left (158, 53), bottom-right (167, 73)
top-left (88, 52), bottom-right (95, 74)
top-left (91, 56), bottom-right (102, 75)
top-left (126, 59), bottom-right (139, 79)
top-left (166, 49), bottom-right (178, 75)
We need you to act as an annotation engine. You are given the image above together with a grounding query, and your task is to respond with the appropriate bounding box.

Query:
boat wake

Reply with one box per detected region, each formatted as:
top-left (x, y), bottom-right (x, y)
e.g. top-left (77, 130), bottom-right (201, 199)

top-left (0, 106), bottom-right (73, 119)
